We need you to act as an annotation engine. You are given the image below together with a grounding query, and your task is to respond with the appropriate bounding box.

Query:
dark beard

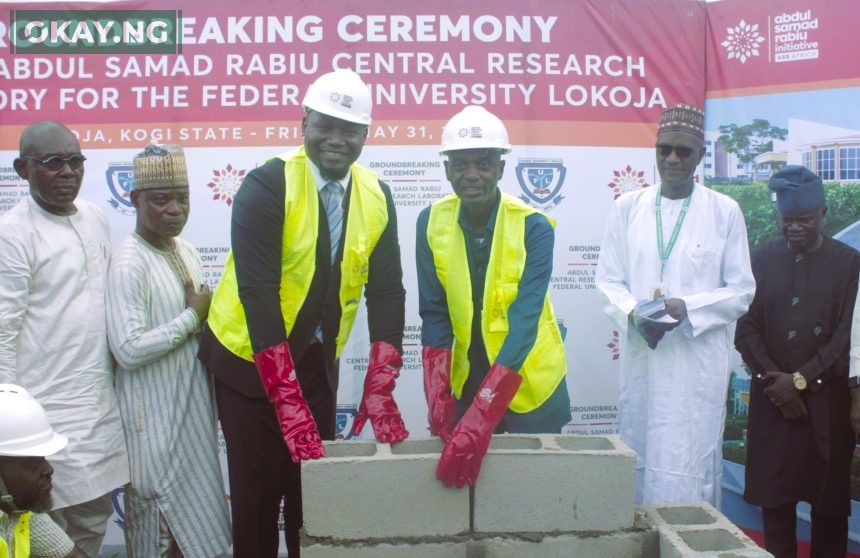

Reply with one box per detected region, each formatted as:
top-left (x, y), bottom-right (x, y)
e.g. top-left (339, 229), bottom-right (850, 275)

top-left (29, 492), bottom-right (53, 513)
top-left (15, 490), bottom-right (52, 513)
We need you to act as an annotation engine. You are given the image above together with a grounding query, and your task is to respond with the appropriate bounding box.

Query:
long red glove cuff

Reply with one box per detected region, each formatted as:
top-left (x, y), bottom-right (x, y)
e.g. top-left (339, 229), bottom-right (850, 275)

top-left (436, 364), bottom-right (522, 488)
top-left (422, 346), bottom-right (457, 441)
top-left (470, 364), bottom-right (522, 420)
top-left (253, 342), bottom-right (324, 463)
top-left (351, 341), bottom-right (409, 443)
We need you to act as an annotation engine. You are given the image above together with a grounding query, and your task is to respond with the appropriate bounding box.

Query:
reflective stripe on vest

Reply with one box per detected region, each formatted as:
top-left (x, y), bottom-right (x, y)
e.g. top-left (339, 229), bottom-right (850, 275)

top-left (208, 146), bottom-right (388, 360)
top-left (426, 193), bottom-right (566, 413)
top-left (0, 511), bottom-right (31, 558)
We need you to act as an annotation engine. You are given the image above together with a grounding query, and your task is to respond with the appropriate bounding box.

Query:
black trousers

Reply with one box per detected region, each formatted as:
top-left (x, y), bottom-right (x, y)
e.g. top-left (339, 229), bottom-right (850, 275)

top-left (762, 502), bottom-right (848, 558)
top-left (215, 343), bottom-right (336, 558)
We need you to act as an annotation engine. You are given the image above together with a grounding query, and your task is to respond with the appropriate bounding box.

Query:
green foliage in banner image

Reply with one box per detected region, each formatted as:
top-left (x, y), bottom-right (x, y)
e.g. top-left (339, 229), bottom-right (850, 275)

top-left (709, 182), bottom-right (860, 252)
top-left (717, 120), bottom-right (787, 174)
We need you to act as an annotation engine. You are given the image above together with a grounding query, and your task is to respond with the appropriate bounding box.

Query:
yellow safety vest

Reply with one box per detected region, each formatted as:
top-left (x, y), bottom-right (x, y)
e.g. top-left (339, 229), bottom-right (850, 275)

top-left (208, 147), bottom-right (389, 360)
top-left (0, 511), bottom-right (31, 558)
top-left (427, 193), bottom-right (566, 413)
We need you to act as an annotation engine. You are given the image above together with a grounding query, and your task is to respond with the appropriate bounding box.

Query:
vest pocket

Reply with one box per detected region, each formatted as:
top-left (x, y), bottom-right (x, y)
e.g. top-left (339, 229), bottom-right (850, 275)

top-left (487, 283), bottom-right (518, 333)
top-left (346, 245), bottom-right (369, 287)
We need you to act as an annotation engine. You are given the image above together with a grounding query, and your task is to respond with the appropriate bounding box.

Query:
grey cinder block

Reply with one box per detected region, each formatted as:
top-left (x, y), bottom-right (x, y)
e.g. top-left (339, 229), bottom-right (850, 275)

top-left (640, 503), bottom-right (773, 557)
top-left (473, 434), bottom-right (637, 533)
top-left (301, 438), bottom-right (470, 539)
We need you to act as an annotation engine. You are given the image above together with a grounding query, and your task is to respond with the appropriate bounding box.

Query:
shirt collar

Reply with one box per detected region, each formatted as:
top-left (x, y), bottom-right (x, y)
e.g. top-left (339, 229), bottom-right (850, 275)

top-left (457, 189), bottom-right (502, 234)
top-left (307, 159), bottom-right (350, 193)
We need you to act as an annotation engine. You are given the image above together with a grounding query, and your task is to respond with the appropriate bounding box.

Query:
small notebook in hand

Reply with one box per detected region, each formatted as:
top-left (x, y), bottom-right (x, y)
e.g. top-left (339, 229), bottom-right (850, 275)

top-left (633, 296), bottom-right (680, 329)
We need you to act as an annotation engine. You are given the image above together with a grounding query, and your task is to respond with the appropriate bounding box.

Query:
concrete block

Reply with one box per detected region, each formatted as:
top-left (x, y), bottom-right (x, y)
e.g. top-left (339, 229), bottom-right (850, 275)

top-left (473, 434), bottom-right (637, 533)
top-left (302, 540), bottom-right (469, 558)
top-left (301, 438), bottom-right (470, 540)
top-left (303, 515), bottom-right (658, 558)
top-left (640, 503), bottom-right (772, 557)
top-left (475, 515), bottom-right (659, 558)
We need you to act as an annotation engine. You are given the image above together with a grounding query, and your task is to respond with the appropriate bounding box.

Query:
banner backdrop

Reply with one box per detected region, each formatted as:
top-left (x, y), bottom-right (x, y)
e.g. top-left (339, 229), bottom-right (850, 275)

top-left (0, 0), bottom-right (765, 553)
top-left (705, 0), bottom-right (860, 549)
top-left (0, 0), bottom-right (707, 431)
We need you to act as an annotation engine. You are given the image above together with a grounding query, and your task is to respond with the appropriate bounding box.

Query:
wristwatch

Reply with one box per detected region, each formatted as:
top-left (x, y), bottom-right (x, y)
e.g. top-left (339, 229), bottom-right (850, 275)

top-left (792, 372), bottom-right (808, 391)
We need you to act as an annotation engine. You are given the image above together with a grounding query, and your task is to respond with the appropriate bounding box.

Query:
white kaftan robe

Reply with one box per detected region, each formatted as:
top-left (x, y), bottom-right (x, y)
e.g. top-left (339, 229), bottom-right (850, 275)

top-left (596, 183), bottom-right (755, 506)
top-left (106, 234), bottom-right (231, 558)
top-left (0, 197), bottom-right (129, 508)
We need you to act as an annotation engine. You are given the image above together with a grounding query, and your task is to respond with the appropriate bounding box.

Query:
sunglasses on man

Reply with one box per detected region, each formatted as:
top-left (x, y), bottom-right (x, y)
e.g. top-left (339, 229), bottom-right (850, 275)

top-left (655, 144), bottom-right (696, 160)
top-left (21, 154), bottom-right (87, 171)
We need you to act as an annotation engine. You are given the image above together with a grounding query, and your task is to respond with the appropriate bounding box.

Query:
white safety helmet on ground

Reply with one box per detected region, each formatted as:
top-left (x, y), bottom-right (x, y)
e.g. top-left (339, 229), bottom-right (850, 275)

top-left (302, 69), bottom-right (372, 126)
top-left (0, 384), bottom-right (67, 457)
top-left (440, 105), bottom-right (512, 155)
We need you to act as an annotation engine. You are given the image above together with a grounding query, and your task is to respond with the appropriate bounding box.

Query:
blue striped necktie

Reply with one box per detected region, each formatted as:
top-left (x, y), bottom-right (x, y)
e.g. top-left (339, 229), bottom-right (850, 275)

top-left (314, 181), bottom-right (344, 344)
top-left (324, 180), bottom-right (344, 264)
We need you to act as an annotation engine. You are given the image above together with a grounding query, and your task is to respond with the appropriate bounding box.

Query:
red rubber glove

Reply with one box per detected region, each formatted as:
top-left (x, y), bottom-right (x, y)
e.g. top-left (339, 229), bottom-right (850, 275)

top-left (352, 341), bottom-right (409, 443)
top-left (436, 364), bottom-right (522, 488)
top-left (253, 342), bottom-right (325, 463)
top-left (422, 347), bottom-right (456, 442)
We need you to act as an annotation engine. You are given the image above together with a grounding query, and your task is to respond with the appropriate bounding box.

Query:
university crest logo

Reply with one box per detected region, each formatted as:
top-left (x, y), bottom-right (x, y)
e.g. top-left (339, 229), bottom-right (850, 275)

top-left (106, 163), bottom-right (135, 216)
top-left (516, 159), bottom-right (566, 211)
top-left (335, 404), bottom-right (358, 440)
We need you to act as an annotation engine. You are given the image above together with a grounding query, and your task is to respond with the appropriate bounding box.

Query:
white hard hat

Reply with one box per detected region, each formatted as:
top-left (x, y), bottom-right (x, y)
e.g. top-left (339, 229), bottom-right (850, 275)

top-left (440, 105), bottom-right (511, 155)
top-left (0, 384), bottom-right (67, 457)
top-left (302, 69), bottom-right (372, 126)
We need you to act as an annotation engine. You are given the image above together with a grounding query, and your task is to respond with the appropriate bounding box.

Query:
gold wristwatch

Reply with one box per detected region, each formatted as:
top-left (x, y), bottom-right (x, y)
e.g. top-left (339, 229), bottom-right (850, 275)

top-left (792, 372), bottom-right (808, 391)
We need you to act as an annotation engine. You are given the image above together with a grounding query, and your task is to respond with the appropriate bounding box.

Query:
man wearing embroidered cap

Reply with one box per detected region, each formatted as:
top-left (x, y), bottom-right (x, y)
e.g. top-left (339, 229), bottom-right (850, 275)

top-left (418, 106), bottom-right (571, 488)
top-left (0, 121), bottom-right (129, 557)
top-left (736, 165), bottom-right (860, 557)
top-left (105, 144), bottom-right (231, 557)
top-left (597, 104), bottom-right (756, 506)
top-left (0, 384), bottom-right (86, 557)
top-left (201, 70), bottom-right (406, 557)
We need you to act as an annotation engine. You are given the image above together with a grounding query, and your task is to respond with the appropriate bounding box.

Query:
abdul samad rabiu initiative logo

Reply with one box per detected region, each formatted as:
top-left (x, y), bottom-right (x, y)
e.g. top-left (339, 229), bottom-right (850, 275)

top-left (207, 165), bottom-right (245, 206)
top-left (721, 19), bottom-right (766, 64)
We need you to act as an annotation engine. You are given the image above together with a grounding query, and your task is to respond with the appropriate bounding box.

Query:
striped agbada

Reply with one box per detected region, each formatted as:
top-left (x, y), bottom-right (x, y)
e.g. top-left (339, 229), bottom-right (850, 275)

top-left (106, 233), bottom-right (231, 558)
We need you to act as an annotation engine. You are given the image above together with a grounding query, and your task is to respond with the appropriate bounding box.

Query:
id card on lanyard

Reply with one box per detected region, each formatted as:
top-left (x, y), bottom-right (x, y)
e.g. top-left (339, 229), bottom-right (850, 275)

top-left (654, 187), bottom-right (692, 295)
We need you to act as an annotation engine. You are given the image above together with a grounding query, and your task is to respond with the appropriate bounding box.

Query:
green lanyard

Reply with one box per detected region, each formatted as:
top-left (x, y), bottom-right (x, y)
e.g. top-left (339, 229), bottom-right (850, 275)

top-left (655, 187), bottom-right (693, 281)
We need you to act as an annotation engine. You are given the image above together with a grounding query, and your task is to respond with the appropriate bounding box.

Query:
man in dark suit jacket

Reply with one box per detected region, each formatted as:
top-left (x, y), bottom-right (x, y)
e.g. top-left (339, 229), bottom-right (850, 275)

top-left (200, 69), bottom-right (407, 558)
top-left (735, 165), bottom-right (860, 558)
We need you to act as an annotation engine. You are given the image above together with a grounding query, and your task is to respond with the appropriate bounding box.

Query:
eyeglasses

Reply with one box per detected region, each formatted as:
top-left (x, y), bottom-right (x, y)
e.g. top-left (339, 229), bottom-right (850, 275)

top-left (656, 144), bottom-right (695, 160)
top-left (22, 154), bottom-right (87, 171)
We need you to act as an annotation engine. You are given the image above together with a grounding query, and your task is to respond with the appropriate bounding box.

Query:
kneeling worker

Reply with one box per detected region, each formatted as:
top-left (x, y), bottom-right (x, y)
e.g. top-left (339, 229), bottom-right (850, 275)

top-left (0, 384), bottom-right (86, 557)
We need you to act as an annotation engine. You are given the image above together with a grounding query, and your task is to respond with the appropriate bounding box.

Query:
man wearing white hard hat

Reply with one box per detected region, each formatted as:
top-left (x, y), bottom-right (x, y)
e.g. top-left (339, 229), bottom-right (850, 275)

top-left (201, 69), bottom-right (407, 557)
top-left (417, 106), bottom-right (571, 488)
top-left (0, 384), bottom-right (86, 557)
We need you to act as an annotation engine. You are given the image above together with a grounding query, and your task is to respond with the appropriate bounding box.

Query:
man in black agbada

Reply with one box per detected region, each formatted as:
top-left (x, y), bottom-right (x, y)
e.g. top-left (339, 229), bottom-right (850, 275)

top-left (735, 165), bottom-right (860, 558)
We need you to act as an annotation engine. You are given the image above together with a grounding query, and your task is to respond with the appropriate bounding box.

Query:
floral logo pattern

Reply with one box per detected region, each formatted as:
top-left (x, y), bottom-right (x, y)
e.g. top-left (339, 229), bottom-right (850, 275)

top-left (607, 330), bottom-right (621, 361)
top-left (207, 165), bottom-right (245, 206)
top-left (607, 165), bottom-right (649, 199)
top-left (721, 20), bottom-right (766, 64)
